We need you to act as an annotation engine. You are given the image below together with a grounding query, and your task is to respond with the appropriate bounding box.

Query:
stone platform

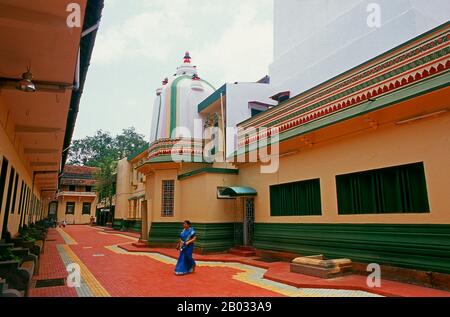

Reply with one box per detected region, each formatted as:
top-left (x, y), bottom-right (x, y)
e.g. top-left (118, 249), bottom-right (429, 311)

top-left (290, 255), bottom-right (353, 279)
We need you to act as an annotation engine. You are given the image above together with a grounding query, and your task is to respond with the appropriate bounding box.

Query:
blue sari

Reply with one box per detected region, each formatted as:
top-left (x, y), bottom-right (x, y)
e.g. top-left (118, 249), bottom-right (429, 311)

top-left (175, 227), bottom-right (196, 275)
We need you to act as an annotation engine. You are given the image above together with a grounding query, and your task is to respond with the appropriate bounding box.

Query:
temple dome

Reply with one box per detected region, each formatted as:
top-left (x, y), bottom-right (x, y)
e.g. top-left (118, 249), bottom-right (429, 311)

top-left (150, 52), bottom-right (215, 143)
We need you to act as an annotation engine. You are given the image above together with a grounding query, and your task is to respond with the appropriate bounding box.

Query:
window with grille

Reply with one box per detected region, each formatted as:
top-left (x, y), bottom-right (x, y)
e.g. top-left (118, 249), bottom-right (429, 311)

top-left (161, 180), bottom-right (175, 217)
top-left (336, 162), bottom-right (430, 214)
top-left (82, 202), bottom-right (91, 215)
top-left (66, 202), bottom-right (75, 214)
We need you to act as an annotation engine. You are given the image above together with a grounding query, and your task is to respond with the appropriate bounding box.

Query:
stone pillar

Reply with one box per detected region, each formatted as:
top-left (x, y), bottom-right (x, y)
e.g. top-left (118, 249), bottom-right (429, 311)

top-left (141, 200), bottom-right (148, 240)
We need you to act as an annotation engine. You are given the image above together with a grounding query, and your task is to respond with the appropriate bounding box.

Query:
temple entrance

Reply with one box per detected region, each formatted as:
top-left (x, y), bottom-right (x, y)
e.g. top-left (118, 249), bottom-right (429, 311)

top-left (221, 187), bottom-right (257, 255)
top-left (96, 207), bottom-right (114, 227)
top-left (243, 198), bottom-right (255, 246)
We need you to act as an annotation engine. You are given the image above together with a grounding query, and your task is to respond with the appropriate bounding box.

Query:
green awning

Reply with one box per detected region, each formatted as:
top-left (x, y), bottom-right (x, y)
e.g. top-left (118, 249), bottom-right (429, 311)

top-left (221, 187), bottom-right (257, 197)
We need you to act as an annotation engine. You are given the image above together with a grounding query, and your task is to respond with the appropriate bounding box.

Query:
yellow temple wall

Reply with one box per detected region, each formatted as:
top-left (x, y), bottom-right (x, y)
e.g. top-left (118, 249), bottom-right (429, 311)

top-left (179, 173), bottom-right (238, 223)
top-left (57, 196), bottom-right (97, 225)
top-left (147, 169), bottom-right (181, 223)
top-left (115, 158), bottom-right (131, 220)
top-left (238, 113), bottom-right (450, 224)
top-left (144, 168), bottom-right (240, 224)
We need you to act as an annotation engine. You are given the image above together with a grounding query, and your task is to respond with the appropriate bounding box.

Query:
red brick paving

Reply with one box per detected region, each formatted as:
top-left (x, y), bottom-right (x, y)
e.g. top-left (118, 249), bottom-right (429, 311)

top-left (29, 285), bottom-right (78, 297)
top-left (120, 238), bottom-right (450, 297)
top-left (121, 244), bottom-right (277, 270)
top-left (30, 225), bottom-right (450, 297)
top-left (29, 229), bottom-right (77, 297)
top-left (93, 226), bottom-right (142, 239)
top-left (65, 226), bottom-right (283, 297)
top-left (263, 263), bottom-right (450, 297)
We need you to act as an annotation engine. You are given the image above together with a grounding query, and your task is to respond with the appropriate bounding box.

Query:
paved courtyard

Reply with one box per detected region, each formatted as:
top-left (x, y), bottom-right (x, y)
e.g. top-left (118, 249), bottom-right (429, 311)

top-left (29, 226), bottom-right (450, 297)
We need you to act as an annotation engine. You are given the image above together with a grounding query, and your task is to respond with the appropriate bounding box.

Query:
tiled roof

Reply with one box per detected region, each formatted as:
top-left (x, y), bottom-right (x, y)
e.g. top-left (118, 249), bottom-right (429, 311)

top-left (63, 165), bottom-right (100, 175)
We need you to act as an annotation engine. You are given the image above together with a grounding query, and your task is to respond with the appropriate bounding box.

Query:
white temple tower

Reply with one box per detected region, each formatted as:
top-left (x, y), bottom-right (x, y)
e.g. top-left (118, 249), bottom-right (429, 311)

top-left (150, 52), bottom-right (216, 143)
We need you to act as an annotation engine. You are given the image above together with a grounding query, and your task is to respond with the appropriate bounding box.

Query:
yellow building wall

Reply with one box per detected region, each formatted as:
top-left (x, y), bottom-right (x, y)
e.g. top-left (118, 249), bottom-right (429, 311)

top-left (144, 173), bottom-right (155, 231)
top-left (131, 167), bottom-right (146, 219)
top-left (115, 157), bottom-right (147, 220)
top-left (57, 197), bottom-right (96, 224)
top-left (115, 158), bottom-right (131, 220)
top-left (147, 169), bottom-right (181, 223)
top-left (144, 168), bottom-right (240, 224)
top-left (179, 173), bottom-right (239, 223)
top-left (238, 113), bottom-right (450, 224)
top-left (0, 96), bottom-right (42, 237)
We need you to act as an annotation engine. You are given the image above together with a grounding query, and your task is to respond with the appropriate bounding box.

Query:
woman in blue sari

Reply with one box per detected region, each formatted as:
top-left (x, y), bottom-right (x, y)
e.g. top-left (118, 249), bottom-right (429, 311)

top-left (175, 220), bottom-right (197, 275)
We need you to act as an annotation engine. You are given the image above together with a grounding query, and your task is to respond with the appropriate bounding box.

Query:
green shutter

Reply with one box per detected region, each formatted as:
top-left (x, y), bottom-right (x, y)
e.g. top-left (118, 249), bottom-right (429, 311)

top-left (270, 179), bottom-right (321, 216)
top-left (337, 162), bottom-right (430, 214)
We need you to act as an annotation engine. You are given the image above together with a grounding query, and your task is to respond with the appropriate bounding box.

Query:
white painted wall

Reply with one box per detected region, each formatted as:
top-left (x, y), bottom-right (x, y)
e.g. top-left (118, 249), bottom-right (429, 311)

top-left (225, 83), bottom-right (275, 157)
top-left (270, 0), bottom-right (450, 96)
top-left (149, 79), bottom-right (215, 143)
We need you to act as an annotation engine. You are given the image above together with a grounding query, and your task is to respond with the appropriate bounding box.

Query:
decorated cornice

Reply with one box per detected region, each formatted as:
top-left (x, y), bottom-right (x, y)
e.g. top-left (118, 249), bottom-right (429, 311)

top-left (237, 23), bottom-right (450, 148)
top-left (147, 138), bottom-right (205, 162)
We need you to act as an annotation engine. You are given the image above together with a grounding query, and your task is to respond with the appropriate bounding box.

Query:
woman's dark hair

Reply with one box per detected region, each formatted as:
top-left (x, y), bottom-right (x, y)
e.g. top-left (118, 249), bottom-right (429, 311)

top-left (184, 220), bottom-right (191, 226)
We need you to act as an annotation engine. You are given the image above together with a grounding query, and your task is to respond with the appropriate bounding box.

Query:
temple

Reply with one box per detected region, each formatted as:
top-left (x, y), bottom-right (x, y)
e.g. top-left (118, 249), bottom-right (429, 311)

top-left (2, 0), bottom-right (450, 297)
top-left (114, 1), bottom-right (450, 286)
top-left (149, 52), bottom-right (216, 143)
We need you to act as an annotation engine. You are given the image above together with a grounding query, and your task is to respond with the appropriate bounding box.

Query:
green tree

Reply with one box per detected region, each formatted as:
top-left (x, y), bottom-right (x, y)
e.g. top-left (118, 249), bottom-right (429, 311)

top-left (115, 127), bottom-right (149, 160)
top-left (68, 127), bottom-right (148, 167)
top-left (67, 127), bottom-right (149, 214)
top-left (68, 130), bottom-right (115, 167)
top-left (95, 157), bottom-right (117, 211)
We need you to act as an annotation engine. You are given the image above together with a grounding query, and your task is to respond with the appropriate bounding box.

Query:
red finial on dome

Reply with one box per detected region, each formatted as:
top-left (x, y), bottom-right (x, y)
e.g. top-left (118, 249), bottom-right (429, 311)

top-left (184, 51), bottom-right (191, 63)
top-left (162, 77), bottom-right (168, 85)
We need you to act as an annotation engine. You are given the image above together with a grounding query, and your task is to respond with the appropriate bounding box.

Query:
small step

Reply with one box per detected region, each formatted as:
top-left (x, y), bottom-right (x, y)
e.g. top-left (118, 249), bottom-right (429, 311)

top-left (228, 246), bottom-right (256, 257)
top-left (233, 245), bottom-right (256, 252)
top-left (132, 240), bottom-right (149, 248)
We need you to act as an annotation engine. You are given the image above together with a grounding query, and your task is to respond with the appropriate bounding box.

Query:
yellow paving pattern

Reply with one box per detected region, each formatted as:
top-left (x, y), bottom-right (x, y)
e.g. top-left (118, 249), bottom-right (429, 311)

top-left (106, 245), bottom-right (379, 297)
top-left (60, 245), bottom-right (111, 297)
top-left (56, 229), bottom-right (110, 297)
top-left (97, 231), bottom-right (139, 241)
top-left (56, 227), bottom-right (78, 245)
top-left (57, 228), bottom-right (378, 297)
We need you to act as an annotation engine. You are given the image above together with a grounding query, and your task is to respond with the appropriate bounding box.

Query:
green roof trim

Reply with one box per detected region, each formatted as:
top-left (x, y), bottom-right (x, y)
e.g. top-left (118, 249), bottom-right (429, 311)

top-left (233, 72), bottom-right (450, 158)
top-left (198, 84), bottom-right (226, 113)
top-left (136, 155), bottom-right (210, 169)
top-left (178, 167), bottom-right (238, 180)
top-left (128, 145), bottom-right (149, 162)
top-left (221, 187), bottom-right (257, 197)
top-left (237, 21), bottom-right (450, 128)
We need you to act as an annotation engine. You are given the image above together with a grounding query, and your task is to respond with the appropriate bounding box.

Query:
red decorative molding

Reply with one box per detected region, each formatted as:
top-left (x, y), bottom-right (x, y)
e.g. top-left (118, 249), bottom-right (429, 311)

top-left (238, 24), bottom-right (450, 148)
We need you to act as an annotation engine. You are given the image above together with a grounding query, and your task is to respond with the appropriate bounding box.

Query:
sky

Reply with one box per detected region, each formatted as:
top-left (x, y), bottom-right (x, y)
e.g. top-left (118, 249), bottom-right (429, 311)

top-left (73, 0), bottom-right (274, 141)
